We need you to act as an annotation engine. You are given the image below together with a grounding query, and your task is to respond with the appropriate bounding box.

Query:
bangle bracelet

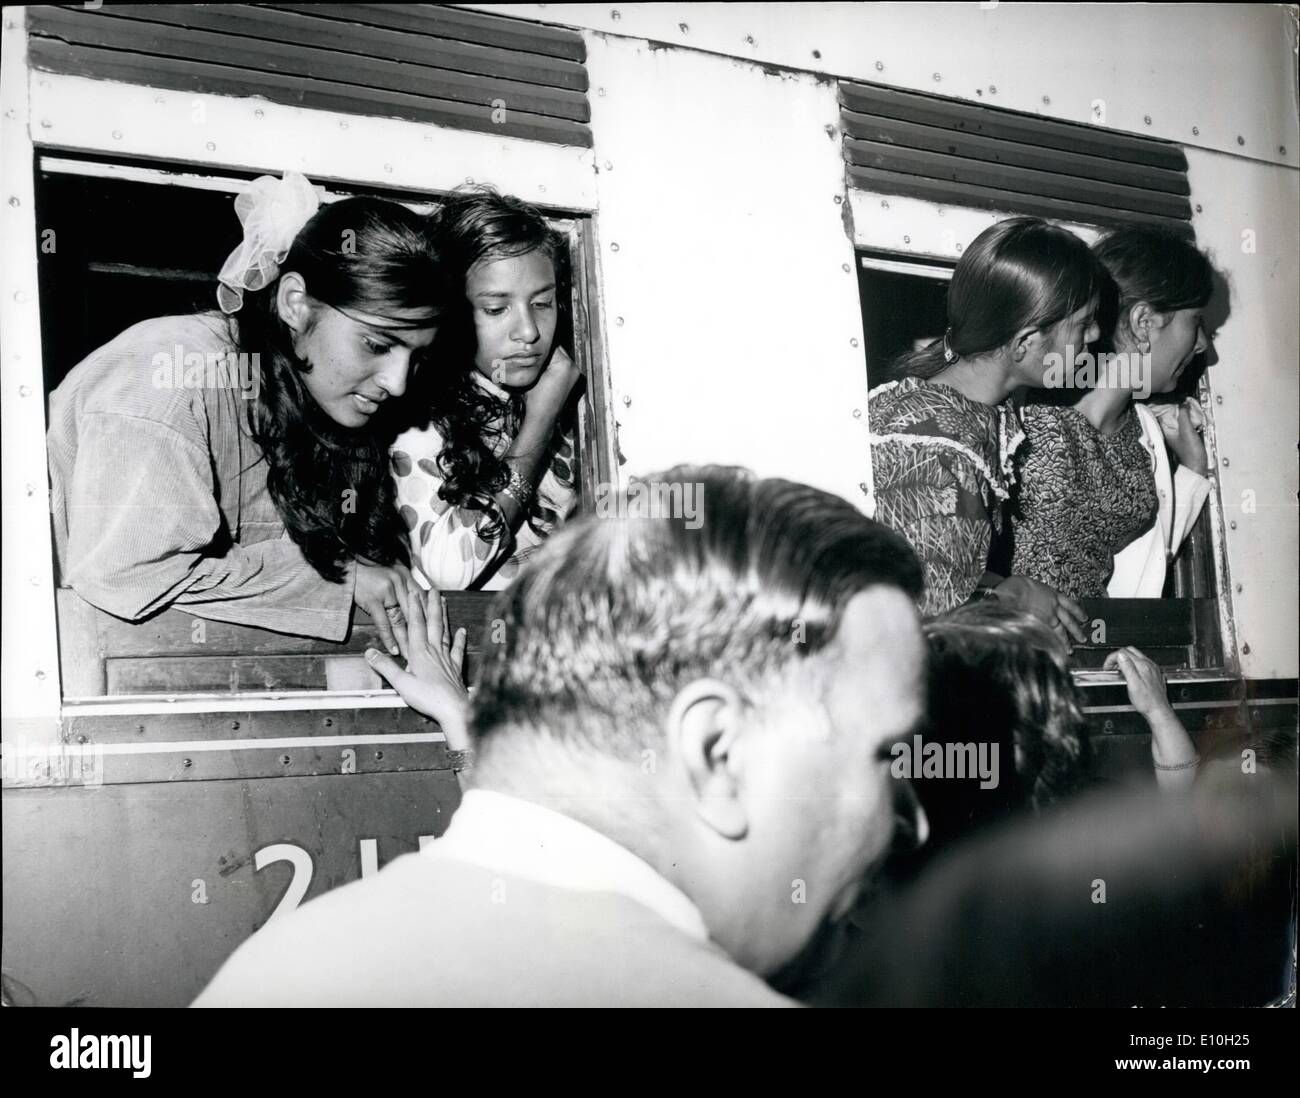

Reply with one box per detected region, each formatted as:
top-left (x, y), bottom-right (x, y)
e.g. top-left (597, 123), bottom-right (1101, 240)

top-left (503, 467), bottom-right (535, 512)
top-left (1153, 754), bottom-right (1200, 771)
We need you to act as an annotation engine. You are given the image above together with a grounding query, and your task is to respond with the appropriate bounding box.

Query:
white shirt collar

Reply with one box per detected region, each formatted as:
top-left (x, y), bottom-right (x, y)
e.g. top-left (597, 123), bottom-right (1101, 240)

top-left (428, 789), bottom-right (709, 943)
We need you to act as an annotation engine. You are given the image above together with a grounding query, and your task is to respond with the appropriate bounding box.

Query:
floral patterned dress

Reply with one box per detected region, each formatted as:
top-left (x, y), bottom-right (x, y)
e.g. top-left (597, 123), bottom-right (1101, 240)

top-left (868, 377), bottom-right (1025, 616)
top-left (1010, 403), bottom-right (1158, 598)
top-left (390, 372), bottom-right (578, 590)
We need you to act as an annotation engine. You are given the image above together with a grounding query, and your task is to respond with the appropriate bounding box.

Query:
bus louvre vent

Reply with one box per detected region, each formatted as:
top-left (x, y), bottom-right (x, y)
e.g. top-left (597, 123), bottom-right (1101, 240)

top-left (839, 80), bottom-right (1194, 235)
top-left (26, 3), bottom-right (593, 148)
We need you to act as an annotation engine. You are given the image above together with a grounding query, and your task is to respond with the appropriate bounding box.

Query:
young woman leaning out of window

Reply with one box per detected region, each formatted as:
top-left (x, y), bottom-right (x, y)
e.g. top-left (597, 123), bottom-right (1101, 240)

top-left (47, 172), bottom-right (446, 655)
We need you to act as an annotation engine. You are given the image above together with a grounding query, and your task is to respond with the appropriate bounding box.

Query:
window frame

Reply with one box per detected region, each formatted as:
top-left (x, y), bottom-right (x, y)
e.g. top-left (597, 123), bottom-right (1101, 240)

top-left (856, 245), bottom-right (1235, 675)
top-left (31, 152), bottom-right (614, 709)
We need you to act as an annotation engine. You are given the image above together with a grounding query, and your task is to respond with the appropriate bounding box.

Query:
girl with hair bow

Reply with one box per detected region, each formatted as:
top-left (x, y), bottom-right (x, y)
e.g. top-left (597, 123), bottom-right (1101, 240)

top-left (47, 171), bottom-right (448, 655)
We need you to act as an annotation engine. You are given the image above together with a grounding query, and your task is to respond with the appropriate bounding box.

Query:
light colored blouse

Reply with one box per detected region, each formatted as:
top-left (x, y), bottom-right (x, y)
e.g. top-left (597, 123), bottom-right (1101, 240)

top-left (390, 372), bottom-right (578, 590)
top-left (47, 313), bottom-right (354, 639)
top-left (1107, 403), bottom-right (1211, 597)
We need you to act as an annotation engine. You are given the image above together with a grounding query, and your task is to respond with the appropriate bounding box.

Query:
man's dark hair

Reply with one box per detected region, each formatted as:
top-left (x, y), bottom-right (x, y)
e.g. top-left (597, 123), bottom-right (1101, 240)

top-left (469, 465), bottom-right (924, 757)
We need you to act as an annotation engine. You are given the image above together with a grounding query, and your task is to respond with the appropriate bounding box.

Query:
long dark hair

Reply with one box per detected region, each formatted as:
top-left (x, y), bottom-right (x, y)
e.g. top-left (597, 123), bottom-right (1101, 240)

top-left (229, 196), bottom-right (447, 582)
top-left (1092, 225), bottom-right (1214, 353)
top-left (407, 186), bottom-right (566, 540)
top-left (893, 216), bottom-right (1104, 379)
top-left (920, 601), bottom-right (1091, 842)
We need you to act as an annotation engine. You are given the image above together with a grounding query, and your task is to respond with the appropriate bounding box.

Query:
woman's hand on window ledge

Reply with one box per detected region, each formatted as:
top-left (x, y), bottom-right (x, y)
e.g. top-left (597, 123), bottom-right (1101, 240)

top-left (992, 574), bottom-right (1089, 646)
top-left (365, 582), bottom-right (470, 750)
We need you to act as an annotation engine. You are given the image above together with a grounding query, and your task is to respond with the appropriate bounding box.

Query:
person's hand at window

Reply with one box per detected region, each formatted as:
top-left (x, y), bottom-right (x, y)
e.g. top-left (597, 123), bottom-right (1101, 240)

top-left (991, 575), bottom-right (1089, 646)
top-left (354, 558), bottom-right (414, 657)
top-left (364, 583), bottom-right (470, 751)
top-left (1150, 397), bottom-right (1209, 477)
top-left (1103, 646), bottom-right (1198, 790)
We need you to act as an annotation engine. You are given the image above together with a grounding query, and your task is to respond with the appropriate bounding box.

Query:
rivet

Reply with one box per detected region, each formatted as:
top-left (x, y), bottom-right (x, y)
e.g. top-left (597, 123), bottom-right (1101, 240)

top-left (850, 338), bottom-right (859, 348)
top-left (1229, 520), bottom-right (1237, 530)
top-left (340, 120), bottom-right (349, 128)
top-left (1236, 135), bottom-right (1245, 146)
top-left (597, 87), bottom-right (606, 97)
top-left (615, 316), bottom-right (624, 326)
top-left (842, 263), bottom-right (851, 273)
top-left (1042, 95), bottom-right (1051, 105)
top-left (112, 129), bottom-right (123, 140)
top-left (1281, 146), bottom-right (1288, 156)
top-left (254, 108), bottom-right (264, 118)
top-left (1192, 126), bottom-right (1200, 136)
top-left (230, 720), bottom-right (240, 730)
top-left (903, 235), bottom-right (911, 243)
top-left (932, 72), bottom-right (942, 82)
top-left (937, 208), bottom-right (945, 216)
top-left (622, 394), bottom-right (632, 406)
top-left (1195, 204), bottom-right (1203, 213)
top-left (745, 35), bottom-right (755, 45)
top-left (1143, 115), bottom-right (1152, 125)
top-left (1215, 395), bottom-right (1223, 404)
top-left (610, 242), bottom-right (619, 252)
top-left (859, 483), bottom-right (869, 494)
top-left (136, 724), bottom-right (145, 734)
top-left (875, 61), bottom-right (884, 72)
top-left (182, 758), bottom-right (193, 768)
top-left (880, 199), bottom-right (890, 209)
top-left (35, 668), bottom-right (46, 679)
top-left (280, 754), bottom-right (291, 765)
top-left (833, 195), bottom-right (842, 204)
top-left (18, 382), bottom-right (31, 394)
top-left (988, 85), bottom-right (997, 94)
top-left (603, 160), bottom-right (613, 170)
top-left (852, 408), bottom-right (862, 418)
top-left (39, 118), bottom-right (53, 129)
top-left (25, 483), bottom-right (34, 496)
top-left (384, 164), bottom-right (393, 173)
top-left (7, 195), bottom-right (18, 207)
top-left (679, 23), bottom-right (689, 34)
top-left (1242, 643), bottom-right (1251, 655)
top-left (375, 750), bottom-right (385, 760)
top-left (956, 243), bottom-right (964, 252)
top-left (1235, 583), bottom-right (1243, 593)
top-left (1103, 719), bottom-right (1115, 733)
top-left (206, 141), bottom-right (215, 151)
top-left (1222, 457), bottom-right (1230, 467)
top-left (538, 184), bottom-right (546, 193)
top-left (323, 717), bottom-right (333, 727)
top-left (812, 49), bottom-right (822, 59)
top-left (611, 9), bottom-right (620, 20)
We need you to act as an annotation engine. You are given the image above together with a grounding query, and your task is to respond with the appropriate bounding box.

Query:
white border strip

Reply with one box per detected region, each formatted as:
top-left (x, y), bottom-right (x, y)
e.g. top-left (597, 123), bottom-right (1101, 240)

top-left (56, 732), bottom-right (448, 755)
top-left (29, 71), bottom-right (597, 210)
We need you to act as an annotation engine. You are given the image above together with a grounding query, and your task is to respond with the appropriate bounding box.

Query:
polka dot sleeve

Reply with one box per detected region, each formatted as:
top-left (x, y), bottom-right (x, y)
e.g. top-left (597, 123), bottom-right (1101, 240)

top-left (390, 423), bottom-right (508, 591)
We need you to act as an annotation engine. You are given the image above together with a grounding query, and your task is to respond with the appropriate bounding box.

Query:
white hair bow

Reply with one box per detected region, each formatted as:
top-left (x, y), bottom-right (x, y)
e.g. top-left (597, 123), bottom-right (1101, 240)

top-left (216, 171), bottom-right (323, 315)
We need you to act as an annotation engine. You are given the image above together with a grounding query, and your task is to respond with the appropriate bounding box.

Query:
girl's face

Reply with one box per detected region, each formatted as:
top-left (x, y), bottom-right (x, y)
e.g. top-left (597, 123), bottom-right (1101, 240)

top-left (290, 299), bottom-right (437, 429)
top-left (466, 249), bottom-right (558, 389)
top-left (1017, 299), bottom-right (1100, 389)
top-left (1145, 307), bottom-right (1209, 393)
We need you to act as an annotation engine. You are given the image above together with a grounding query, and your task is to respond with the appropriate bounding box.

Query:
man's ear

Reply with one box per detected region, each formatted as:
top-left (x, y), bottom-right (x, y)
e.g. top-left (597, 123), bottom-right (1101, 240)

top-left (664, 678), bottom-right (749, 840)
top-left (276, 272), bottom-right (312, 336)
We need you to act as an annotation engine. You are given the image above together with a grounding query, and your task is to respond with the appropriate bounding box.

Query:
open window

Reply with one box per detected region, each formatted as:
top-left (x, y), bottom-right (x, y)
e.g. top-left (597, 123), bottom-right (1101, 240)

top-left (857, 249), bottom-right (1227, 672)
top-left (37, 154), bottom-right (608, 702)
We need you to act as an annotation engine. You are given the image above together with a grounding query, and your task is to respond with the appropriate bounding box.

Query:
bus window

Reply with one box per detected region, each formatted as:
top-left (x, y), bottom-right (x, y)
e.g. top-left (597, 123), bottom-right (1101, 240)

top-left (857, 249), bottom-right (1226, 671)
top-left (37, 156), bottom-right (605, 700)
